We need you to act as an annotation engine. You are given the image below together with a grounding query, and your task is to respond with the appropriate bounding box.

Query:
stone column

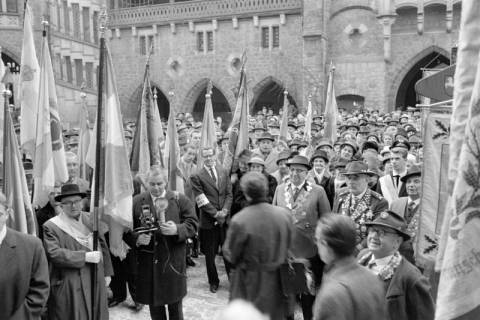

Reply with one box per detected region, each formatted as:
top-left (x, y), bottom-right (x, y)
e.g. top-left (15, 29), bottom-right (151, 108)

top-left (376, 0), bottom-right (396, 63)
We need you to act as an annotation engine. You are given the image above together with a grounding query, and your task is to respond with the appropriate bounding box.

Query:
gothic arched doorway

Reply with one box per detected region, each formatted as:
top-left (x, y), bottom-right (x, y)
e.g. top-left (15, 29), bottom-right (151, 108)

top-left (395, 52), bottom-right (450, 109)
top-left (251, 78), bottom-right (297, 116)
top-left (152, 86), bottom-right (170, 121)
top-left (192, 86), bottom-right (232, 130)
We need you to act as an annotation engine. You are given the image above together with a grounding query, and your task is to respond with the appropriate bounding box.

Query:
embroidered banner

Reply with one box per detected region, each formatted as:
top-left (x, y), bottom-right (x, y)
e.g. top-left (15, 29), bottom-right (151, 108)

top-left (416, 107), bottom-right (451, 268)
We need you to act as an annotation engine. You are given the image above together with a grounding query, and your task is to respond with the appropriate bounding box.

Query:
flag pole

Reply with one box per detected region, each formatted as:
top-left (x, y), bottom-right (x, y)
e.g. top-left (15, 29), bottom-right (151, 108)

top-left (2, 89), bottom-right (11, 194)
top-left (92, 8), bottom-right (107, 320)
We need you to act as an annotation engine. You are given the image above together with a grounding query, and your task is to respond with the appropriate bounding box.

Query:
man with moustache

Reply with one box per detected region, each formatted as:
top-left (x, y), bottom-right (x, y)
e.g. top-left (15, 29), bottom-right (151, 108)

top-left (273, 155), bottom-right (331, 320)
top-left (333, 161), bottom-right (388, 248)
top-left (359, 211), bottom-right (434, 320)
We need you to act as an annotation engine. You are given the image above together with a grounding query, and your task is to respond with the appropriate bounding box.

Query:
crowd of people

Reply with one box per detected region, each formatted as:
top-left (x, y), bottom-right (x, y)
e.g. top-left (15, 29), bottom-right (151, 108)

top-left (1, 103), bottom-right (436, 320)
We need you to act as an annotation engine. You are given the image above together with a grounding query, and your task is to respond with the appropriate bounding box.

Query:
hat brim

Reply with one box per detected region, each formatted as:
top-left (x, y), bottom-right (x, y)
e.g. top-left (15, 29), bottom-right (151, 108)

top-left (286, 162), bottom-right (312, 170)
top-left (364, 221), bottom-right (411, 240)
top-left (343, 171), bottom-right (375, 176)
top-left (400, 172), bottom-right (421, 183)
top-left (55, 192), bottom-right (87, 202)
top-left (258, 137), bottom-right (275, 142)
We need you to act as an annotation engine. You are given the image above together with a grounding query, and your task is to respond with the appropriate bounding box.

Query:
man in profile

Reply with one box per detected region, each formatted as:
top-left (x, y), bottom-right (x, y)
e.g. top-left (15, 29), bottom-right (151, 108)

top-left (0, 192), bottom-right (50, 319)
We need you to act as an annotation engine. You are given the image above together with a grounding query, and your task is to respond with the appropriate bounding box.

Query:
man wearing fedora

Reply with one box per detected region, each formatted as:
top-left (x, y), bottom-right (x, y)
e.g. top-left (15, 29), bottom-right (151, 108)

top-left (271, 150), bottom-right (292, 185)
top-left (273, 155), bottom-right (331, 320)
top-left (307, 150), bottom-right (335, 208)
top-left (359, 211), bottom-right (435, 320)
top-left (43, 184), bottom-right (113, 320)
top-left (390, 165), bottom-right (422, 264)
top-left (333, 161), bottom-right (388, 248)
top-left (252, 132), bottom-right (280, 174)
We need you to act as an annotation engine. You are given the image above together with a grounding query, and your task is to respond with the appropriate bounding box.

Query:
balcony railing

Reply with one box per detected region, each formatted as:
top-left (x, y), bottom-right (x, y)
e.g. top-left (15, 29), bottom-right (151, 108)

top-left (108, 0), bottom-right (303, 27)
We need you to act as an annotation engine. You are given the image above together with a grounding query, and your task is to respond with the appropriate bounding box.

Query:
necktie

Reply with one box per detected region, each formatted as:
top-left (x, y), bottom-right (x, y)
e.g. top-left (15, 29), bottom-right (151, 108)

top-left (368, 260), bottom-right (377, 269)
top-left (406, 201), bottom-right (417, 224)
top-left (293, 186), bottom-right (302, 202)
top-left (209, 168), bottom-right (217, 183)
top-left (394, 175), bottom-right (400, 188)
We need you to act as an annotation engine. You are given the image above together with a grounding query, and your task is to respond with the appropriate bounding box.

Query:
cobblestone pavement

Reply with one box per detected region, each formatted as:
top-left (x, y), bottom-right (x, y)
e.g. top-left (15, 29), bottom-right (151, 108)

top-left (109, 255), bottom-right (303, 320)
top-left (109, 255), bottom-right (229, 320)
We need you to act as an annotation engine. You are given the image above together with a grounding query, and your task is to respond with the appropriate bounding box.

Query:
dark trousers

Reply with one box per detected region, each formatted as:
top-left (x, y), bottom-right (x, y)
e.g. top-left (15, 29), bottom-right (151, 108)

top-left (149, 300), bottom-right (183, 320)
top-left (199, 226), bottom-right (230, 286)
top-left (300, 254), bottom-right (324, 320)
top-left (110, 250), bottom-right (138, 302)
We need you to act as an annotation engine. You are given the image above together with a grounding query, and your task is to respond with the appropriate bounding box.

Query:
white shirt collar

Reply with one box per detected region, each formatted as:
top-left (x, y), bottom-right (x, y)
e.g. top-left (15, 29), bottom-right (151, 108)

top-left (0, 225), bottom-right (6, 246)
top-left (392, 169), bottom-right (407, 177)
top-left (151, 190), bottom-right (166, 202)
top-left (408, 198), bottom-right (420, 206)
top-left (369, 254), bottom-right (395, 275)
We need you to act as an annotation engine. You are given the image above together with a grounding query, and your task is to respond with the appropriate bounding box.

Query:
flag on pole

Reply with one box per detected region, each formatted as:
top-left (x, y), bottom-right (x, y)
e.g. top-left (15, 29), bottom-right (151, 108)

top-left (324, 63), bottom-right (338, 145)
top-left (32, 32), bottom-right (68, 208)
top-left (19, 3), bottom-right (40, 157)
top-left (223, 54), bottom-right (249, 174)
top-left (301, 95), bottom-right (314, 158)
top-left (198, 80), bottom-right (217, 167)
top-left (0, 56), bottom-right (5, 158)
top-left (435, 1), bottom-right (480, 319)
top-left (78, 96), bottom-right (92, 181)
top-left (277, 90), bottom-right (290, 150)
top-left (130, 62), bottom-right (162, 176)
top-left (164, 106), bottom-right (184, 193)
top-left (4, 110), bottom-right (36, 235)
top-left (88, 43), bottom-right (134, 258)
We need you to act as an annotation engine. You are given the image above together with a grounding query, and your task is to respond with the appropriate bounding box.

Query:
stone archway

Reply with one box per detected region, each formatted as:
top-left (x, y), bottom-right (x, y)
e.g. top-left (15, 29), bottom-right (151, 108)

top-left (183, 79), bottom-right (233, 129)
top-left (250, 76), bottom-right (297, 116)
top-left (127, 82), bottom-right (170, 121)
top-left (389, 46), bottom-right (450, 110)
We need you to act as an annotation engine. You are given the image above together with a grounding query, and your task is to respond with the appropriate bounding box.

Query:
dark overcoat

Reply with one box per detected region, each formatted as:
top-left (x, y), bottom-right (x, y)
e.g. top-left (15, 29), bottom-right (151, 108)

top-left (313, 257), bottom-right (387, 320)
top-left (124, 190), bottom-right (198, 306)
top-left (359, 251), bottom-right (435, 320)
top-left (223, 202), bottom-right (293, 320)
top-left (43, 219), bottom-right (113, 320)
top-left (0, 228), bottom-right (50, 320)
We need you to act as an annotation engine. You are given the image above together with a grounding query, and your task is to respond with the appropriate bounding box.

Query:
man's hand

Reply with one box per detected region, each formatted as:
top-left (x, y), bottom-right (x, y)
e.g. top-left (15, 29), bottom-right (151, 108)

top-left (160, 221), bottom-right (178, 235)
top-left (136, 233), bottom-right (152, 246)
top-left (85, 251), bottom-right (102, 264)
top-left (105, 276), bottom-right (112, 287)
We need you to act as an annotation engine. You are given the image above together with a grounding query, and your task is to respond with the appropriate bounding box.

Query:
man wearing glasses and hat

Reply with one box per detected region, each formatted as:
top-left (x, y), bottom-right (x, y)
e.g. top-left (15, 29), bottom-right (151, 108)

top-left (359, 211), bottom-right (434, 320)
top-left (43, 184), bottom-right (113, 320)
top-left (333, 161), bottom-right (388, 248)
top-left (273, 155), bottom-right (331, 320)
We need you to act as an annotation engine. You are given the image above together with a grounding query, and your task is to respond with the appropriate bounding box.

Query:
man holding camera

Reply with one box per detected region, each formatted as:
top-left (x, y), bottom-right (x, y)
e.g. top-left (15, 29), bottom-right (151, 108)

top-left (125, 166), bottom-right (198, 320)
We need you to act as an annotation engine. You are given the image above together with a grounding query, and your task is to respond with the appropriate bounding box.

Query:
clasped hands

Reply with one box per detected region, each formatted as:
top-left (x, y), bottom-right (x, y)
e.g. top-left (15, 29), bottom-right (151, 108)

top-left (214, 209), bottom-right (228, 224)
top-left (136, 221), bottom-right (178, 246)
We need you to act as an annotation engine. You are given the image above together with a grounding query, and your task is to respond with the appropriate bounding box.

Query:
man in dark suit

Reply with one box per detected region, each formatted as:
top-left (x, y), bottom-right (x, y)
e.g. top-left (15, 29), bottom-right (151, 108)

top-left (125, 166), bottom-right (198, 320)
top-left (190, 147), bottom-right (233, 293)
top-left (390, 164), bottom-right (422, 264)
top-left (359, 210), bottom-right (434, 320)
top-left (377, 143), bottom-right (409, 204)
top-left (0, 192), bottom-right (50, 320)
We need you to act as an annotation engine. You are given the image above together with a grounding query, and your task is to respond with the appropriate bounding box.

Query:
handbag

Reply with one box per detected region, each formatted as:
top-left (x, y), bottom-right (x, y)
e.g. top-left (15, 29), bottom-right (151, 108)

top-left (279, 258), bottom-right (309, 295)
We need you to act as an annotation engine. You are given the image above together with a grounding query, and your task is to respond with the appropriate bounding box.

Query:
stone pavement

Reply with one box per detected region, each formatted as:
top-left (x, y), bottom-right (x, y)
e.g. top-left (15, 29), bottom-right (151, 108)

top-left (109, 255), bottom-right (229, 320)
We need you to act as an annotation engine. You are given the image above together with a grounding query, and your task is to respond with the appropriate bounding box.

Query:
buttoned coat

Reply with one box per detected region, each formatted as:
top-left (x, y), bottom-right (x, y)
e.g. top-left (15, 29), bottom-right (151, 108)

top-left (0, 228), bottom-right (50, 320)
top-left (359, 251), bottom-right (435, 320)
top-left (313, 257), bottom-right (387, 320)
top-left (272, 181), bottom-right (331, 258)
top-left (43, 218), bottom-right (113, 320)
top-left (124, 190), bottom-right (198, 306)
top-left (223, 202), bottom-right (294, 320)
top-left (190, 165), bottom-right (233, 229)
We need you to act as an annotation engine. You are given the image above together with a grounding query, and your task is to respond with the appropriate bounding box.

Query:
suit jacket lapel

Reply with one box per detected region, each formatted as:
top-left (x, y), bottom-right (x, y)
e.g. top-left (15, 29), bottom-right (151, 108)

top-left (0, 230), bottom-right (16, 264)
top-left (201, 167), bottom-right (218, 190)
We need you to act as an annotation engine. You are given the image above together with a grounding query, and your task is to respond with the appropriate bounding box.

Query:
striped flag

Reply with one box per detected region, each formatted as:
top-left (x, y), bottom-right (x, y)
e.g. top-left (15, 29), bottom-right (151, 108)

top-left (435, 1), bottom-right (480, 319)
top-left (4, 110), bottom-right (36, 235)
top-left (89, 43), bottom-right (134, 258)
top-left (324, 63), bottom-right (338, 145)
top-left (77, 98), bottom-right (92, 181)
top-left (277, 90), bottom-right (290, 150)
top-left (130, 62), bottom-right (162, 176)
top-left (164, 107), bottom-right (184, 193)
top-left (32, 32), bottom-right (68, 208)
top-left (222, 55), bottom-right (249, 174)
top-left (19, 3), bottom-right (40, 157)
top-left (198, 80), bottom-right (217, 167)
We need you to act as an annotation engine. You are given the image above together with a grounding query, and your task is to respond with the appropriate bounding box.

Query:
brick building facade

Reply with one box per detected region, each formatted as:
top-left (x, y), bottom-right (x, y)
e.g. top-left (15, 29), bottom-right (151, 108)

top-left (0, 0), bottom-right (461, 127)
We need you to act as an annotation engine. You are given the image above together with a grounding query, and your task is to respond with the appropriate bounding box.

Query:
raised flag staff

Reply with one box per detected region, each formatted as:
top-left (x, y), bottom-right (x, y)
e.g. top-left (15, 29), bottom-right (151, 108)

top-left (198, 80), bottom-right (217, 167)
top-left (2, 89), bottom-right (9, 193)
top-left (277, 88), bottom-right (290, 149)
top-left (324, 63), bottom-right (338, 145)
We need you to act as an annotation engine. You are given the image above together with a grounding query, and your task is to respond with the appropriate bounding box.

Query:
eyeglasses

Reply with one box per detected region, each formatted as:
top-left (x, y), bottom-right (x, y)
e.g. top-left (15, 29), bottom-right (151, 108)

top-left (61, 199), bottom-right (83, 207)
top-left (290, 168), bottom-right (307, 173)
top-left (368, 227), bottom-right (398, 237)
